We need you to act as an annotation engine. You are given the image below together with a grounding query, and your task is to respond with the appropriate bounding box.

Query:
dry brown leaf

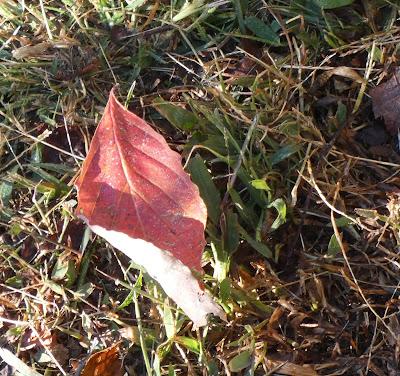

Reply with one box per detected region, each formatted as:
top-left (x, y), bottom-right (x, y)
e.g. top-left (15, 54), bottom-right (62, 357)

top-left (314, 66), bottom-right (364, 91)
top-left (371, 68), bottom-right (400, 135)
top-left (12, 42), bottom-right (52, 59)
top-left (81, 343), bottom-right (124, 376)
top-left (327, 66), bottom-right (364, 83)
top-left (265, 358), bottom-right (318, 376)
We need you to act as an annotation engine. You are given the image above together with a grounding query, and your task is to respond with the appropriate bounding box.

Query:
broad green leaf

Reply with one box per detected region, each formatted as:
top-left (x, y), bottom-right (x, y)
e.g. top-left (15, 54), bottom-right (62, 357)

top-left (334, 217), bottom-right (360, 240)
top-left (6, 326), bottom-right (25, 338)
top-left (26, 165), bottom-right (66, 187)
top-left (73, 282), bottom-right (94, 300)
top-left (126, 0), bottom-right (147, 10)
top-left (317, 0), bottom-right (354, 9)
top-left (51, 258), bottom-right (69, 281)
top-left (31, 144), bottom-right (43, 164)
top-left (117, 289), bottom-right (134, 310)
top-left (163, 304), bottom-right (176, 340)
top-left (211, 241), bottom-right (230, 282)
top-left (206, 359), bottom-right (219, 376)
top-left (168, 365), bottom-right (177, 376)
top-left (327, 233), bottom-right (341, 256)
top-left (11, 173), bottom-right (59, 198)
top-left (5, 275), bottom-right (23, 288)
top-left (44, 280), bottom-right (65, 297)
top-left (355, 208), bottom-right (379, 219)
top-left (268, 198), bottom-right (287, 230)
top-left (175, 336), bottom-right (200, 354)
top-left (9, 223), bottom-right (22, 236)
top-left (29, 162), bottom-right (76, 174)
top-left (81, 311), bottom-right (93, 338)
top-left (244, 16), bottom-right (280, 46)
top-left (35, 349), bottom-right (53, 364)
top-left (219, 277), bottom-right (231, 303)
top-left (229, 189), bottom-right (258, 228)
top-left (270, 144), bottom-right (301, 166)
top-left (152, 97), bottom-right (198, 131)
top-left (172, 0), bottom-right (204, 22)
top-left (250, 179), bottom-right (270, 191)
top-left (187, 155), bottom-right (221, 224)
top-left (239, 226), bottom-right (272, 258)
top-left (51, 258), bottom-right (76, 286)
top-left (336, 101), bottom-right (347, 126)
top-left (0, 177), bottom-right (14, 207)
top-left (0, 166), bottom-right (18, 219)
top-left (335, 216), bottom-right (351, 227)
top-left (201, 135), bottom-right (238, 157)
top-left (157, 340), bottom-right (173, 360)
top-left (222, 209), bottom-right (239, 254)
top-left (228, 350), bottom-right (252, 372)
top-left (65, 260), bottom-right (77, 287)
top-left (237, 169), bottom-right (267, 207)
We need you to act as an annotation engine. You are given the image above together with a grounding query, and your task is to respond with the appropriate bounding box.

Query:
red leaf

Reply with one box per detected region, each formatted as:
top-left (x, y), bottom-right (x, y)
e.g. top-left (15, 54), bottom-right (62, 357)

top-left (75, 88), bottom-right (224, 327)
top-left (81, 343), bottom-right (124, 376)
top-left (371, 68), bottom-right (400, 135)
top-left (76, 88), bottom-right (207, 271)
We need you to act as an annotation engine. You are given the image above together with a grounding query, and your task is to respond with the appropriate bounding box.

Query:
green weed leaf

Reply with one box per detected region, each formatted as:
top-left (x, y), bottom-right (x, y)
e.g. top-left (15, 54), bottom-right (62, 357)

top-left (270, 144), bottom-right (301, 166)
top-left (268, 198), bottom-right (287, 230)
top-left (244, 16), bottom-right (281, 46)
top-left (327, 233), bottom-right (341, 256)
top-left (317, 0), bottom-right (354, 9)
top-left (153, 97), bottom-right (198, 131)
top-left (175, 336), bottom-right (200, 354)
top-left (244, 16), bottom-right (280, 46)
top-left (229, 350), bottom-right (252, 372)
top-left (187, 155), bottom-right (221, 224)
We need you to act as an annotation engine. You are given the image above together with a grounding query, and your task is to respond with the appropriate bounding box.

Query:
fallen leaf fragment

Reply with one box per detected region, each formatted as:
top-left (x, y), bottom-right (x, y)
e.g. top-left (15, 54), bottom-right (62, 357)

top-left (76, 88), bottom-right (225, 327)
top-left (264, 358), bottom-right (317, 376)
top-left (81, 343), bottom-right (124, 376)
top-left (371, 68), bottom-right (400, 135)
top-left (12, 42), bottom-right (52, 59)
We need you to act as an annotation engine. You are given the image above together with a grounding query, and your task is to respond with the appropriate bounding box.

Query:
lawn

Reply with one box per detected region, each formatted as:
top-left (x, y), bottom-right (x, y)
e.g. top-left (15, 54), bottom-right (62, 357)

top-left (1, 0), bottom-right (400, 375)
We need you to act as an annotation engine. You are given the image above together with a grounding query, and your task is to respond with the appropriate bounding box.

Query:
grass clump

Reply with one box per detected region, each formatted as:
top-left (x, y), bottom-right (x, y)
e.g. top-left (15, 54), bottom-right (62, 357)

top-left (1, 0), bottom-right (400, 375)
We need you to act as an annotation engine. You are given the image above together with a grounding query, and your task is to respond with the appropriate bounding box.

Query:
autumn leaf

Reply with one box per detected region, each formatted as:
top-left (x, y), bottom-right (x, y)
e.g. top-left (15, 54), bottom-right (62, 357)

top-left (371, 68), bottom-right (400, 135)
top-left (75, 88), bottom-right (225, 327)
top-left (81, 343), bottom-right (124, 376)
